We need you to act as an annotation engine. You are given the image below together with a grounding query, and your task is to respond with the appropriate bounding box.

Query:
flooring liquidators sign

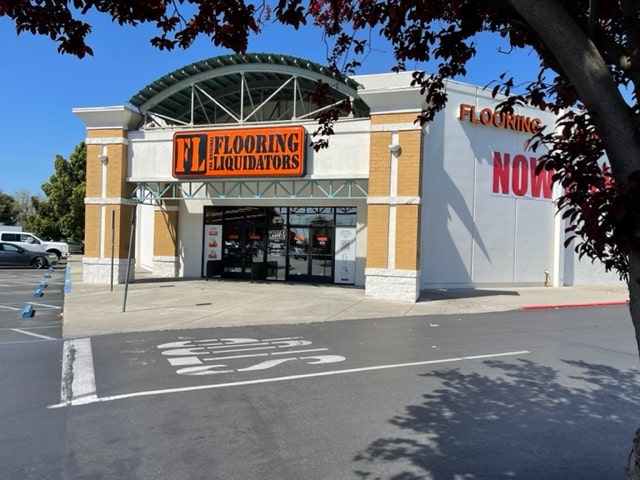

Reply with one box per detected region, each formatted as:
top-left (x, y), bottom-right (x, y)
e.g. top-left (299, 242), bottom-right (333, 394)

top-left (173, 126), bottom-right (306, 178)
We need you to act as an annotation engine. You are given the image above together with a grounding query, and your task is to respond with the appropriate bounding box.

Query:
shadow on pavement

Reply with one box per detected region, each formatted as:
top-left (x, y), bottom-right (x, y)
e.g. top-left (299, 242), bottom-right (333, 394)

top-left (353, 358), bottom-right (640, 479)
top-left (419, 288), bottom-right (521, 302)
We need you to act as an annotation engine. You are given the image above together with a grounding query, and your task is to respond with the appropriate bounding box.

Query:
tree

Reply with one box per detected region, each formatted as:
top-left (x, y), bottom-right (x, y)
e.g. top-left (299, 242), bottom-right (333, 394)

top-left (0, 190), bottom-right (18, 226)
top-left (3, 0), bottom-right (640, 475)
top-left (12, 189), bottom-right (39, 228)
top-left (30, 142), bottom-right (86, 241)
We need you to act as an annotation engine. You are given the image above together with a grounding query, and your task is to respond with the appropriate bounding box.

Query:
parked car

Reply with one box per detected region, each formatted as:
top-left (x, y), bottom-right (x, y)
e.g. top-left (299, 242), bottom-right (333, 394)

top-left (0, 231), bottom-right (69, 260)
top-left (64, 238), bottom-right (84, 254)
top-left (0, 242), bottom-right (58, 269)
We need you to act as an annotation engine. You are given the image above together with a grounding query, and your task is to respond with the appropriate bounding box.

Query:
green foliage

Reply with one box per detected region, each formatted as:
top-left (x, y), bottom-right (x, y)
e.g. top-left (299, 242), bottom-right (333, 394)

top-left (0, 190), bottom-right (18, 226)
top-left (29, 142), bottom-right (86, 241)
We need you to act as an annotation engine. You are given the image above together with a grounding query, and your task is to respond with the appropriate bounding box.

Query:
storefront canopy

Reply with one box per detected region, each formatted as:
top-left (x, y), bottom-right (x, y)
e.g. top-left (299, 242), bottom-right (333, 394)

top-left (128, 52), bottom-right (369, 127)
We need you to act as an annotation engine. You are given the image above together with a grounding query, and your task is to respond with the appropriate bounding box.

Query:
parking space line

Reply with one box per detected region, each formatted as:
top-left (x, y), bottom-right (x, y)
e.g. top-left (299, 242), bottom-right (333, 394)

top-left (48, 349), bottom-right (530, 409)
top-left (0, 325), bottom-right (60, 331)
top-left (59, 338), bottom-right (97, 406)
top-left (11, 328), bottom-right (56, 340)
top-left (29, 302), bottom-right (62, 309)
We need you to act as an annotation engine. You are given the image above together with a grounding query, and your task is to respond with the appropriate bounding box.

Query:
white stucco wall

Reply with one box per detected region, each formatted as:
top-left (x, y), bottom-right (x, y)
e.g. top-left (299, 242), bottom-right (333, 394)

top-left (137, 203), bottom-right (154, 270)
top-left (178, 199), bottom-right (211, 278)
top-left (421, 81), bottom-right (558, 288)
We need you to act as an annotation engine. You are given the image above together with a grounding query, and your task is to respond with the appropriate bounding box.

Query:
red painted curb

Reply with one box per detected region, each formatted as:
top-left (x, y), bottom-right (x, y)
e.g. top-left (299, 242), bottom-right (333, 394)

top-left (521, 300), bottom-right (628, 310)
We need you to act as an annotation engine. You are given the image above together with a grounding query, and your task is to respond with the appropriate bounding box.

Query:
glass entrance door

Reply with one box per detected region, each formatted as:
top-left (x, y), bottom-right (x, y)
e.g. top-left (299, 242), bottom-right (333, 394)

top-left (310, 226), bottom-right (333, 278)
top-left (222, 224), bottom-right (266, 279)
top-left (286, 226), bottom-right (333, 282)
top-left (287, 227), bottom-right (309, 278)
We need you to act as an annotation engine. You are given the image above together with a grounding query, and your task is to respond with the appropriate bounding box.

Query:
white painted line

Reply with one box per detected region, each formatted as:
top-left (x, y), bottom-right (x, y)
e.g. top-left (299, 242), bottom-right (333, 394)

top-left (271, 348), bottom-right (328, 356)
top-left (0, 325), bottom-right (59, 331)
top-left (11, 329), bottom-right (56, 340)
top-left (29, 302), bottom-right (62, 309)
top-left (29, 302), bottom-right (62, 310)
top-left (60, 338), bottom-right (97, 406)
top-left (170, 347), bottom-right (330, 363)
top-left (48, 350), bottom-right (530, 409)
top-left (0, 306), bottom-right (21, 311)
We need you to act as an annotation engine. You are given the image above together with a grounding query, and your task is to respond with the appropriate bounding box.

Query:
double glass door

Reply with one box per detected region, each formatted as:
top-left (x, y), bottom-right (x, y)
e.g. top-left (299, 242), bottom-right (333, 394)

top-left (222, 224), bottom-right (266, 278)
top-left (287, 226), bottom-right (333, 282)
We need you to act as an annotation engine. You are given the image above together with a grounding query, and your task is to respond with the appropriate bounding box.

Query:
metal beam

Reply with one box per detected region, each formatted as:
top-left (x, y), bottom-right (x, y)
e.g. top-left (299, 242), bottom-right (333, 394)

top-left (129, 179), bottom-right (368, 203)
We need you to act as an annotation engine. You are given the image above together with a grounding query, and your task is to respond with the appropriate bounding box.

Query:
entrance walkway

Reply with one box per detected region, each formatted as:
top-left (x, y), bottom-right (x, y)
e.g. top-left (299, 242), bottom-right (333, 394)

top-left (60, 257), bottom-right (629, 338)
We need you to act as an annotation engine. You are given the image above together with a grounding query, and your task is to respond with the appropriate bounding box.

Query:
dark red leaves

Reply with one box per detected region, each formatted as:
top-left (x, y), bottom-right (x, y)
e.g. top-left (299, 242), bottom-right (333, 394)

top-left (538, 110), bottom-right (635, 278)
top-left (1, 0), bottom-right (259, 57)
top-left (275, 0), bottom-right (307, 29)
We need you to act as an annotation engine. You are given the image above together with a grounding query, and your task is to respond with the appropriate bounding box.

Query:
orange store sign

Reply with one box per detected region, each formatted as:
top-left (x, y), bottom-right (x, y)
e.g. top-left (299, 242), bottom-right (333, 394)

top-left (173, 126), bottom-right (306, 178)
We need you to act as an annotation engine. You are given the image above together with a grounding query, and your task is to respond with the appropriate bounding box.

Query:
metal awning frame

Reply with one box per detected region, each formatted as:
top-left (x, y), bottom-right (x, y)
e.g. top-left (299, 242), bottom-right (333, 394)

top-left (130, 53), bottom-right (368, 128)
top-left (129, 179), bottom-right (368, 204)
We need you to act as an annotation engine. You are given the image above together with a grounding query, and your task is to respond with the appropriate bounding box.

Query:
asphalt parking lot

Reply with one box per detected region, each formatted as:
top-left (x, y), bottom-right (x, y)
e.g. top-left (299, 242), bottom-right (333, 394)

top-left (0, 257), bottom-right (69, 344)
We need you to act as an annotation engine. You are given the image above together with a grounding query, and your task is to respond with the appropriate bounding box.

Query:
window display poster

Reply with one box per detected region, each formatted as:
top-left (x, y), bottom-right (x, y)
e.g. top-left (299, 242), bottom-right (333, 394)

top-left (204, 225), bottom-right (222, 263)
top-left (334, 227), bottom-right (356, 284)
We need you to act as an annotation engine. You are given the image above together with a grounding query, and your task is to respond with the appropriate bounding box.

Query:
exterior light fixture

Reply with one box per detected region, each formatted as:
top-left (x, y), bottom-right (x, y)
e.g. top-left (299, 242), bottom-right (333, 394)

top-left (98, 154), bottom-right (108, 165)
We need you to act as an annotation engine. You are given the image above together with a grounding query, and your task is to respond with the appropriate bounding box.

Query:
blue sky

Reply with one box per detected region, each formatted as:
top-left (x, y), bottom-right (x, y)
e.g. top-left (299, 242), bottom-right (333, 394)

top-left (0, 12), bottom-right (539, 196)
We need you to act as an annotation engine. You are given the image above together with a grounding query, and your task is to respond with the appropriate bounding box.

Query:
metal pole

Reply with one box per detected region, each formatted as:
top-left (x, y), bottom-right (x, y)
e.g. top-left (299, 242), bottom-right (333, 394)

top-left (110, 209), bottom-right (115, 292)
top-left (122, 205), bottom-right (137, 313)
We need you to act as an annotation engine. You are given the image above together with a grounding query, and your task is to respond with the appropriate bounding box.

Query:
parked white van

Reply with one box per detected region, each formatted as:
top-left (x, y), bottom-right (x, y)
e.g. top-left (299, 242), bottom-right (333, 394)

top-left (0, 231), bottom-right (69, 260)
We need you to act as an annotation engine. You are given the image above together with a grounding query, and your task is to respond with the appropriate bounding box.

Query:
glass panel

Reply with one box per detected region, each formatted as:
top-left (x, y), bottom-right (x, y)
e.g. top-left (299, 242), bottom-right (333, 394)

top-left (247, 225), bottom-right (266, 266)
top-left (268, 207), bottom-right (287, 226)
top-left (288, 207), bottom-right (333, 226)
top-left (244, 207), bottom-right (267, 223)
top-left (267, 226), bottom-right (286, 280)
top-left (311, 226), bottom-right (333, 277)
top-left (267, 227), bottom-right (287, 256)
top-left (223, 225), bottom-right (244, 273)
top-left (288, 227), bottom-right (309, 277)
top-left (204, 206), bottom-right (224, 225)
top-left (335, 207), bottom-right (357, 226)
top-left (223, 207), bottom-right (246, 222)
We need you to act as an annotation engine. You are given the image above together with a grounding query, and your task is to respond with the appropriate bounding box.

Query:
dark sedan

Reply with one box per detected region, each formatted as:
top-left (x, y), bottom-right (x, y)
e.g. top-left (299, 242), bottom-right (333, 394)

top-left (0, 242), bottom-right (58, 269)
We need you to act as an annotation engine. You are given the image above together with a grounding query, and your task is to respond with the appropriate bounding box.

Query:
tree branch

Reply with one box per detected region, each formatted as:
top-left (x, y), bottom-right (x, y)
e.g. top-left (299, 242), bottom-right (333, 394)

top-left (507, 0), bottom-right (640, 181)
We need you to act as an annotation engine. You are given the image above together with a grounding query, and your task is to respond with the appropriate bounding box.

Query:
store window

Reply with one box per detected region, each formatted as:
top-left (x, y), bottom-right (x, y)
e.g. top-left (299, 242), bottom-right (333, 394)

top-left (336, 207), bottom-right (357, 226)
top-left (203, 206), bottom-right (356, 283)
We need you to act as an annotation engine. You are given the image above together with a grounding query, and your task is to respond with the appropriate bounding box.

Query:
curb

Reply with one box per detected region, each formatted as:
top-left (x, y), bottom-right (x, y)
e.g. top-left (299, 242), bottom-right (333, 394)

top-left (521, 300), bottom-right (629, 311)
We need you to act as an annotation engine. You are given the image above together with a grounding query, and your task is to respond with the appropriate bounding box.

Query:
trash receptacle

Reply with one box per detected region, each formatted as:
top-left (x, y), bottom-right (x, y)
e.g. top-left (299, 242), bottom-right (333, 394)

top-left (251, 262), bottom-right (267, 280)
top-left (206, 260), bottom-right (222, 277)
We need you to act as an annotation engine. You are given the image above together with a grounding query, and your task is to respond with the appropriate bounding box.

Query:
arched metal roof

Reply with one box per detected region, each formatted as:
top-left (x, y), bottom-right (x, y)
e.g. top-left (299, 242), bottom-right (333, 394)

top-left (128, 52), bottom-right (369, 128)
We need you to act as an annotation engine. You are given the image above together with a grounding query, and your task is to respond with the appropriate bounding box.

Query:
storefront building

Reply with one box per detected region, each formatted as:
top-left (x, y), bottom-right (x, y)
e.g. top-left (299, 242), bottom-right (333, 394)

top-left (73, 53), bottom-right (620, 302)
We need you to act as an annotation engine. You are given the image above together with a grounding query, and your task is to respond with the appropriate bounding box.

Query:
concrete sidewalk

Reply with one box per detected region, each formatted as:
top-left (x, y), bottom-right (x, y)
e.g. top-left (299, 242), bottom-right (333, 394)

top-left (60, 256), bottom-right (630, 338)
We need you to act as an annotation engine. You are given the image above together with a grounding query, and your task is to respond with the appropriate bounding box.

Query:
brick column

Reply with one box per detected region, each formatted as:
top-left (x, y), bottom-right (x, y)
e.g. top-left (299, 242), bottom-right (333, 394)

top-left (74, 106), bottom-right (143, 284)
top-left (365, 113), bottom-right (423, 301)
